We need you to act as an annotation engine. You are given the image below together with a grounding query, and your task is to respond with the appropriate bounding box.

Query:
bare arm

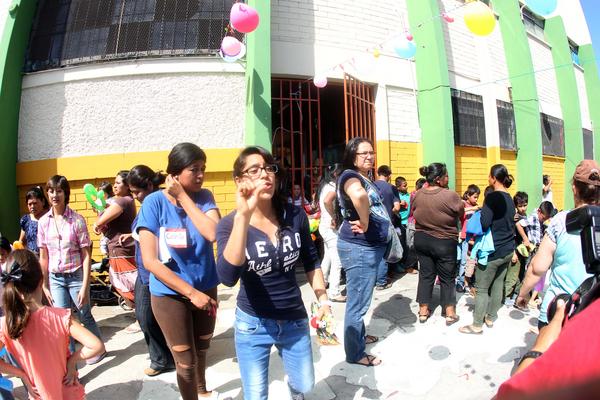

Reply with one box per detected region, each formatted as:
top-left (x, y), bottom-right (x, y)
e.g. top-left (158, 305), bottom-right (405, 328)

top-left (0, 342), bottom-right (39, 398)
top-left (39, 247), bottom-right (53, 303)
top-left (76, 246), bottom-right (92, 308)
top-left (95, 203), bottom-right (123, 229)
top-left (64, 318), bottom-right (105, 385)
top-left (18, 230), bottom-right (26, 243)
top-left (516, 223), bottom-right (531, 246)
top-left (517, 235), bottom-right (555, 306)
top-left (343, 178), bottom-right (370, 232)
top-left (392, 200), bottom-right (401, 214)
top-left (323, 190), bottom-right (336, 217)
top-left (306, 268), bottom-right (331, 319)
top-left (139, 229), bottom-right (216, 310)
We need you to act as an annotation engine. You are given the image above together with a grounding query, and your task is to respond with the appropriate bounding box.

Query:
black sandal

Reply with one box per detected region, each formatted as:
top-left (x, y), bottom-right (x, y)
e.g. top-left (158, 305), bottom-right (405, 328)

top-left (350, 354), bottom-right (381, 367)
top-left (365, 334), bottom-right (379, 344)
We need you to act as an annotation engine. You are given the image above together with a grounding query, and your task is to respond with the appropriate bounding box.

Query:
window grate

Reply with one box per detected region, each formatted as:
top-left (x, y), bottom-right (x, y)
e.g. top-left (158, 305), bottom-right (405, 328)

top-left (540, 113), bottom-right (565, 157)
top-left (451, 89), bottom-right (486, 148)
top-left (583, 128), bottom-right (594, 160)
top-left (497, 100), bottom-right (516, 151)
top-left (25, 0), bottom-right (242, 72)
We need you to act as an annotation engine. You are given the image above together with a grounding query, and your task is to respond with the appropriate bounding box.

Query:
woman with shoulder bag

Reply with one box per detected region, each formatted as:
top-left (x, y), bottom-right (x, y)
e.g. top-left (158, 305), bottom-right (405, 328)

top-left (336, 137), bottom-right (390, 367)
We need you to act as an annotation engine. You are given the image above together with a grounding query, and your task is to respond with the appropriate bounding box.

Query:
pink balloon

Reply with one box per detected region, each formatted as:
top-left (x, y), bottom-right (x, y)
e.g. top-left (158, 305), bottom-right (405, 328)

top-left (230, 3), bottom-right (260, 33)
top-left (221, 36), bottom-right (242, 57)
top-left (406, 33), bottom-right (414, 41)
top-left (313, 75), bottom-right (327, 88)
top-left (443, 13), bottom-right (455, 23)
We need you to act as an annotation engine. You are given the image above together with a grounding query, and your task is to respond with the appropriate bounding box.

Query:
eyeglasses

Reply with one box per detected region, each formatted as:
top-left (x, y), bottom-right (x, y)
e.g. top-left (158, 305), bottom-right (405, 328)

top-left (356, 151), bottom-right (376, 158)
top-left (242, 164), bottom-right (279, 179)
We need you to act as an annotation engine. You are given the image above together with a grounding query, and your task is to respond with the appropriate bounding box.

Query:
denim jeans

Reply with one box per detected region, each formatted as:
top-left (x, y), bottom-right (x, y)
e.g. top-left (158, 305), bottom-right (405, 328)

top-left (375, 257), bottom-right (388, 287)
top-left (134, 277), bottom-right (174, 371)
top-left (456, 240), bottom-right (469, 289)
top-left (337, 238), bottom-right (385, 363)
top-left (50, 269), bottom-right (102, 341)
top-left (320, 229), bottom-right (343, 297)
top-left (234, 308), bottom-right (314, 400)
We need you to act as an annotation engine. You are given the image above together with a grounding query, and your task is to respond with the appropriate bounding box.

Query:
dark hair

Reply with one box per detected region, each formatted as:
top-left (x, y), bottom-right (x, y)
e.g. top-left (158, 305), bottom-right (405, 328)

top-left (484, 185), bottom-right (494, 197)
top-left (3, 250), bottom-right (43, 339)
top-left (490, 164), bottom-right (513, 188)
top-left (573, 178), bottom-right (600, 205)
top-left (25, 186), bottom-right (49, 210)
top-left (377, 165), bottom-right (392, 177)
top-left (538, 201), bottom-right (557, 218)
top-left (462, 184), bottom-right (481, 200)
top-left (513, 191), bottom-right (529, 207)
top-left (46, 175), bottom-right (71, 204)
top-left (395, 176), bottom-right (407, 186)
top-left (128, 165), bottom-right (166, 192)
top-left (419, 163), bottom-right (447, 186)
top-left (233, 146), bottom-right (288, 228)
top-left (167, 143), bottom-right (207, 175)
top-left (316, 164), bottom-right (343, 204)
top-left (98, 181), bottom-right (115, 198)
top-left (543, 175), bottom-right (550, 185)
top-left (415, 178), bottom-right (426, 190)
top-left (342, 137), bottom-right (373, 173)
top-left (0, 236), bottom-right (10, 252)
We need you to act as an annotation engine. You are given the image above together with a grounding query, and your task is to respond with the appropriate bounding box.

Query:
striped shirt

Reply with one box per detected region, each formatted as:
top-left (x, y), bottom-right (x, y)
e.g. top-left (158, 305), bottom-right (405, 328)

top-left (37, 207), bottom-right (91, 274)
top-left (518, 212), bottom-right (542, 245)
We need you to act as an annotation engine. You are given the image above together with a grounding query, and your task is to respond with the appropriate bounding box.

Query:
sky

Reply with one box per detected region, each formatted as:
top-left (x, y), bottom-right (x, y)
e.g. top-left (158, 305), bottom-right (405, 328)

top-left (580, 0), bottom-right (600, 57)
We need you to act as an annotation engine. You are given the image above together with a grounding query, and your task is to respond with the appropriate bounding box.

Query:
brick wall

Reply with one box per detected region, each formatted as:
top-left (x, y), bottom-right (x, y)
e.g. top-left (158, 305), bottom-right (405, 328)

top-left (455, 146), bottom-right (489, 197)
top-left (500, 150), bottom-right (518, 198)
top-left (386, 86), bottom-right (420, 143)
top-left (542, 156), bottom-right (566, 211)
top-left (387, 141), bottom-right (421, 192)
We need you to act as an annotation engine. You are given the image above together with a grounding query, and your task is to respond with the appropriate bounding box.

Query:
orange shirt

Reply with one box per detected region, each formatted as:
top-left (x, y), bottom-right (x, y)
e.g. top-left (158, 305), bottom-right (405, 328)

top-left (0, 307), bottom-right (84, 400)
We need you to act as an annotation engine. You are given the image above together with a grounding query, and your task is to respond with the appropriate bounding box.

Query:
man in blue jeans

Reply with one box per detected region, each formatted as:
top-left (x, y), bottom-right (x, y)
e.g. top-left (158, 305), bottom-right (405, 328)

top-left (373, 165), bottom-right (401, 290)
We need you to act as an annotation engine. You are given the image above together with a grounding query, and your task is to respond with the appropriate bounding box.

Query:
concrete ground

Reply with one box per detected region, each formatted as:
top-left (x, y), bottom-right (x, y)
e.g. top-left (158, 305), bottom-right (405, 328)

top-left (12, 273), bottom-right (539, 399)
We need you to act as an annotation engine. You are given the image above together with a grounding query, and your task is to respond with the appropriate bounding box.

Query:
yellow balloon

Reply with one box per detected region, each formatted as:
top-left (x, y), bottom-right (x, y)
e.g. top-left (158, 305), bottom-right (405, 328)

top-left (373, 48), bottom-right (380, 59)
top-left (464, 1), bottom-right (496, 37)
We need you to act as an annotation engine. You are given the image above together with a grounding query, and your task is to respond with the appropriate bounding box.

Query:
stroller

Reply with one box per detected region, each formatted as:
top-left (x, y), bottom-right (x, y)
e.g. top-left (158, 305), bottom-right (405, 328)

top-left (90, 258), bottom-right (132, 311)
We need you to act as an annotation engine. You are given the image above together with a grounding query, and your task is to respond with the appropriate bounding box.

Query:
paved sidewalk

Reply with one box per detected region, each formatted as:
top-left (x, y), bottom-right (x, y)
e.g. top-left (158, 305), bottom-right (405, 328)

top-left (13, 273), bottom-right (539, 399)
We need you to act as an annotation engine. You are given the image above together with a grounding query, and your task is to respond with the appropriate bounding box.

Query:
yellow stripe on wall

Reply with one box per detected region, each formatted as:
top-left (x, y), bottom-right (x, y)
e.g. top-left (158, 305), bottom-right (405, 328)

top-left (542, 156), bottom-right (566, 211)
top-left (378, 141), bottom-right (422, 192)
top-left (455, 146), bottom-right (489, 198)
top-left (500, 150), bottom-right (518, 198)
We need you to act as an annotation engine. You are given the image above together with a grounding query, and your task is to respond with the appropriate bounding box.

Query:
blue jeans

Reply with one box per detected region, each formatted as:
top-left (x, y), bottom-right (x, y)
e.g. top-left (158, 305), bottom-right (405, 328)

top-left (375, 257), bottom-right (388, 286)
top-left (50, 269), bottom-right (102, 342)
top-left (337, 238), bottom-right (386, 363)
top-left (234, 308), bottom-right (314, 400)
top-left (456, 240), bottom-right (469, 289)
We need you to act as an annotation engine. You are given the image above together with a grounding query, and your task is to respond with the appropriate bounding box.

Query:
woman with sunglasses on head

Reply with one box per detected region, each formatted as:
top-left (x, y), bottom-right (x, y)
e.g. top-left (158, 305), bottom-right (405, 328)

top-left (336, 137), bottom-right (390, 367)
top-left (137, 143), bottom-right (220, 400)
top-left (216, 146), bottom-right (329, 400)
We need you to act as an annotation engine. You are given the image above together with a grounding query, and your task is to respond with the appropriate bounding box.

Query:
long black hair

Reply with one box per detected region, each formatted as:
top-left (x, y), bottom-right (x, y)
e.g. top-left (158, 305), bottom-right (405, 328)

top-left (167, 143), bottom-right (207, 175)
top-left (233, 146), bottom-right (288, 228)
top-left (315, 163), bottom-right (343, 205)
top-left (128, 165), bottom-right (166, 192)
top-left (342, 137), bottom-right (374, 178)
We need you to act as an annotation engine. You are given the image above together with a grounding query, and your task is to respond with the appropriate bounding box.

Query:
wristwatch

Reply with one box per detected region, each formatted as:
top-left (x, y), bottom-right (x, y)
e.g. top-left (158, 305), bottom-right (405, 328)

top-left (518, 350), bottom-right (543, 365)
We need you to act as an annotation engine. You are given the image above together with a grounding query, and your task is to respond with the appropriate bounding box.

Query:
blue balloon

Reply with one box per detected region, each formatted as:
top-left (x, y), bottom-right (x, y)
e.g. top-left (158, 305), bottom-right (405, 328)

top-left (394, 38), bottom-right (416, 59)
top-left (526, 0), bottom-right (557, 17)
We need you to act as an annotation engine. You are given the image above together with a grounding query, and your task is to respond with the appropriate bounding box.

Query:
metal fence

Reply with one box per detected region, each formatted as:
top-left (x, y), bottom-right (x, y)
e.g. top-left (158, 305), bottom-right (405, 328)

top-left (497, 100), bottom-right (517, 151)
top-left (540, 113), bottom-right (565, 157)
top-left (25, 0), bottom-right (242, 72)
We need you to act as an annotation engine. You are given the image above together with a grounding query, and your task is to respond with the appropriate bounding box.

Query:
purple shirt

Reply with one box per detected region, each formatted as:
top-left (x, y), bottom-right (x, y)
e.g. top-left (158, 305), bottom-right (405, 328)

top-left (37, 207), bottom-right (91, 274)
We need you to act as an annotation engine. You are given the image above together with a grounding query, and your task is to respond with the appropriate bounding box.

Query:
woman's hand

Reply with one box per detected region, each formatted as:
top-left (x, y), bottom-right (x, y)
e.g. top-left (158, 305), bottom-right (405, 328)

top-left (118, 233), bottom-right (132, 246)
top-left (76, 286), bottom-right (89, 309)
top-left (43, 285), bottom-right (54, 305)
top-left (316, 303), bottom-right (332, 321)
top-left (166, 174), bottom-right (187, 201)
top-left (92, 223), bottom-right (107, 235)
top-left (189, 290), bottom-right (218, 312)
top-left (516, 293), bottom-right (530, 310)
top-left (236, 178), bottom-right (261, 218)
top-left (63, 357), bottom-right (79, 386)
top-left (22, 375), bottom-right (40, 398)
top-left (511, 252), bottom-right (518, 264)
top-left (349, 220), bottom-right (366, 234)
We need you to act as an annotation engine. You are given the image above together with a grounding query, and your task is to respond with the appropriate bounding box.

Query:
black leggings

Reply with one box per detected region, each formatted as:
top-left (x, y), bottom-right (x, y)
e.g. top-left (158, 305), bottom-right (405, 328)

top-left (151, 288), bottom-right (217, 400)
top-left (414, 231), bottom-right (458, 307)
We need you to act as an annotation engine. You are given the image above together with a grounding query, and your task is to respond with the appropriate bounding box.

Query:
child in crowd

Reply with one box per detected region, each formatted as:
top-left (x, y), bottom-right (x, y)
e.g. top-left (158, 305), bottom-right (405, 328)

top-left (504, 191), bottom-right (529, 305)
top-left (0, 238), bottom-right (10, 271)
top-left (18, 186), bottom-right (49, 256)
top-left (542, 174), bottom-right (553, 204)
top-left (97, 181), bottom-right (115, 256)
top-left (395, 176), bottom-right (410, 227)
top-left (0, 250), bottom-right (105, 399)
top-left (457, 185), bottom-right (480, 292)
top-left (515, 201), bottom-right (557, 308)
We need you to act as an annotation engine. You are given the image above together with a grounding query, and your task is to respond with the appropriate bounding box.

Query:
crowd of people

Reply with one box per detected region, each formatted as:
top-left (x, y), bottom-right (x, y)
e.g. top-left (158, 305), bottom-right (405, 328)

top-left (0, 137), bottom-right (598, 399)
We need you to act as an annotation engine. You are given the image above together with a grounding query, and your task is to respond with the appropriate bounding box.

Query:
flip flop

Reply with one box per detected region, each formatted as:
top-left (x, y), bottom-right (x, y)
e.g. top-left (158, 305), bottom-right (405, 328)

top-left (459, 325), bottom-right (483, 335)
top-left (350, 354), bottom-right (381, 367)
top-left (484, 317), bottom-right (494, 328)
top-left (365, 334), bottom-right (379, 344)
top-left (445, 315), bottom-right (460, 326)
top-left (418, 310), bottom-right (431, 323)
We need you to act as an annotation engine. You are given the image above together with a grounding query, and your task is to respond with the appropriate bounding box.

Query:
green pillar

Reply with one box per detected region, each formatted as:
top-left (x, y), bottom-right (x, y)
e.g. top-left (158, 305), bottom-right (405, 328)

top-left (579, 44), bottom-right (600, 161)
top-left (406, 0), bottom-right (455, 188)
top-left (545, 17), bottom-right (584, 209)
top-left (0, 1), bottom-right (36, 239)
top-left (495, 0), bottom-right (543, 209)
top-left (244, 0), bottom-right (271, 149)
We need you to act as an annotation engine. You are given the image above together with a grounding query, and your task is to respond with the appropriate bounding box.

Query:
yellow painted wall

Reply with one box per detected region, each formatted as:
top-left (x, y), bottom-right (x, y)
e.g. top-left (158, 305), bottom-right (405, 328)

top-left (16, 149), bottom-right (239, 260)
top-left (500, 150), bottom-right (518, 198)
top-left (454, 146), bottom-right (489, 199)
top-left (542, 156), bottom-right (566, 211)
top-left (378, 141), bottom-right (422, 191)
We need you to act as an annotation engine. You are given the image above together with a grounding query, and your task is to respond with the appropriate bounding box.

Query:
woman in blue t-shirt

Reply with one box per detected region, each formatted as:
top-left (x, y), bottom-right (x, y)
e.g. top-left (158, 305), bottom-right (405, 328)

top-left (216, 146), bottom-right (329, 400)
top-left (336, 137), bottom-right (389, 367)
top-left (137, 143), bottom-right (220, 400)
top-left (18, 186), bottom-right (49, 256)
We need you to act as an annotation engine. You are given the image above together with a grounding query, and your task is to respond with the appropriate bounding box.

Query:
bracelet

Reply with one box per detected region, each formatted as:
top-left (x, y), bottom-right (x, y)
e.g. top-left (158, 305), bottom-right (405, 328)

top-left (518, 350), bottom-right (543, 365)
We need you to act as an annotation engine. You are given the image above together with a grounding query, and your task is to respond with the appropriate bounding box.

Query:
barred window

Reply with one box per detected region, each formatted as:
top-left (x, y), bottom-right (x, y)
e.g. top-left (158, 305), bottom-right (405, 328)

top-left (451, 89), bottom-right (486, 147)
top-left (522, 7), bottom-right (545, 41)
top-left (583, 128), bottom-right (594, 160)
top-left (497, 100), bottom-right (516, 150)
top-left (540, 113), bottom-right (565, 157)
top-left (25, 0), bottom-right (240, 72)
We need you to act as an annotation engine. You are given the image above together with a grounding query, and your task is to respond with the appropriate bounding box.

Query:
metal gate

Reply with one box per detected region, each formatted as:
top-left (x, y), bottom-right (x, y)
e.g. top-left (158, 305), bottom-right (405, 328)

top-left (344, 73), bottom-right (376, 148)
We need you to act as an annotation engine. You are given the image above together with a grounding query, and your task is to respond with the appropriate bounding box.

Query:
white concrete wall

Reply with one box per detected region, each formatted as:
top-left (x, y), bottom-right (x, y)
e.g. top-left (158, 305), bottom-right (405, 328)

top-left (386, 85), bottom-right (420, 142)
top-left (18, 59), bottom-right (246, 162)
top-left (575, 67), bottom-right (592, 130)
top-left (440, 0), bottom-right (480, 81)
top-left (528, 35), bottom-right (562, 119)
top-left (555, 0), bottom-right (591, 46)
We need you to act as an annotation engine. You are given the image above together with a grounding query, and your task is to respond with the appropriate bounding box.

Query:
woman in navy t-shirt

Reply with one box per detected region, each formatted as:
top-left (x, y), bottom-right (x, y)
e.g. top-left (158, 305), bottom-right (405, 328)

top-left (336, 137), bottom-right (388, 367)
top-left (216, 146), bottom-right (329, 400)
top-left (137, 143), bottom-right (220, 400)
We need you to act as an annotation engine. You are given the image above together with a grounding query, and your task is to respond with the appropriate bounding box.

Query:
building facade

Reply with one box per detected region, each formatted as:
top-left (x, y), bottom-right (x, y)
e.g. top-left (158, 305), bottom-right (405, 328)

top-left (1, 0), bottom-right (599, 258)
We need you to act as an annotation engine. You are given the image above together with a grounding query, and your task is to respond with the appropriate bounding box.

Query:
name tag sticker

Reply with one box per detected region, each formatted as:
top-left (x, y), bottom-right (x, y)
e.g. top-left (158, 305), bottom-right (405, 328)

top-left (164, 228), bottom-right (187, 248)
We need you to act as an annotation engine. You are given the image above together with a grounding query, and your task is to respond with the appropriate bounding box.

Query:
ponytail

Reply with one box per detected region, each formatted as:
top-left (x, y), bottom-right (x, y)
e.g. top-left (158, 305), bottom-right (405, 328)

top-left (490, 164), bottom-right (513, 189)
top-left (1, 250), bottom-right (43, 340)
top-left (419, 163), bottom-right (448, 185)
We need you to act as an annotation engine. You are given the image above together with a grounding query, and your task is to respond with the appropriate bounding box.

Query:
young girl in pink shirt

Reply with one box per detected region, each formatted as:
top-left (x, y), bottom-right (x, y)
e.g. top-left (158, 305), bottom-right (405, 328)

top-left (0, 250), bottom-right (104, 399)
